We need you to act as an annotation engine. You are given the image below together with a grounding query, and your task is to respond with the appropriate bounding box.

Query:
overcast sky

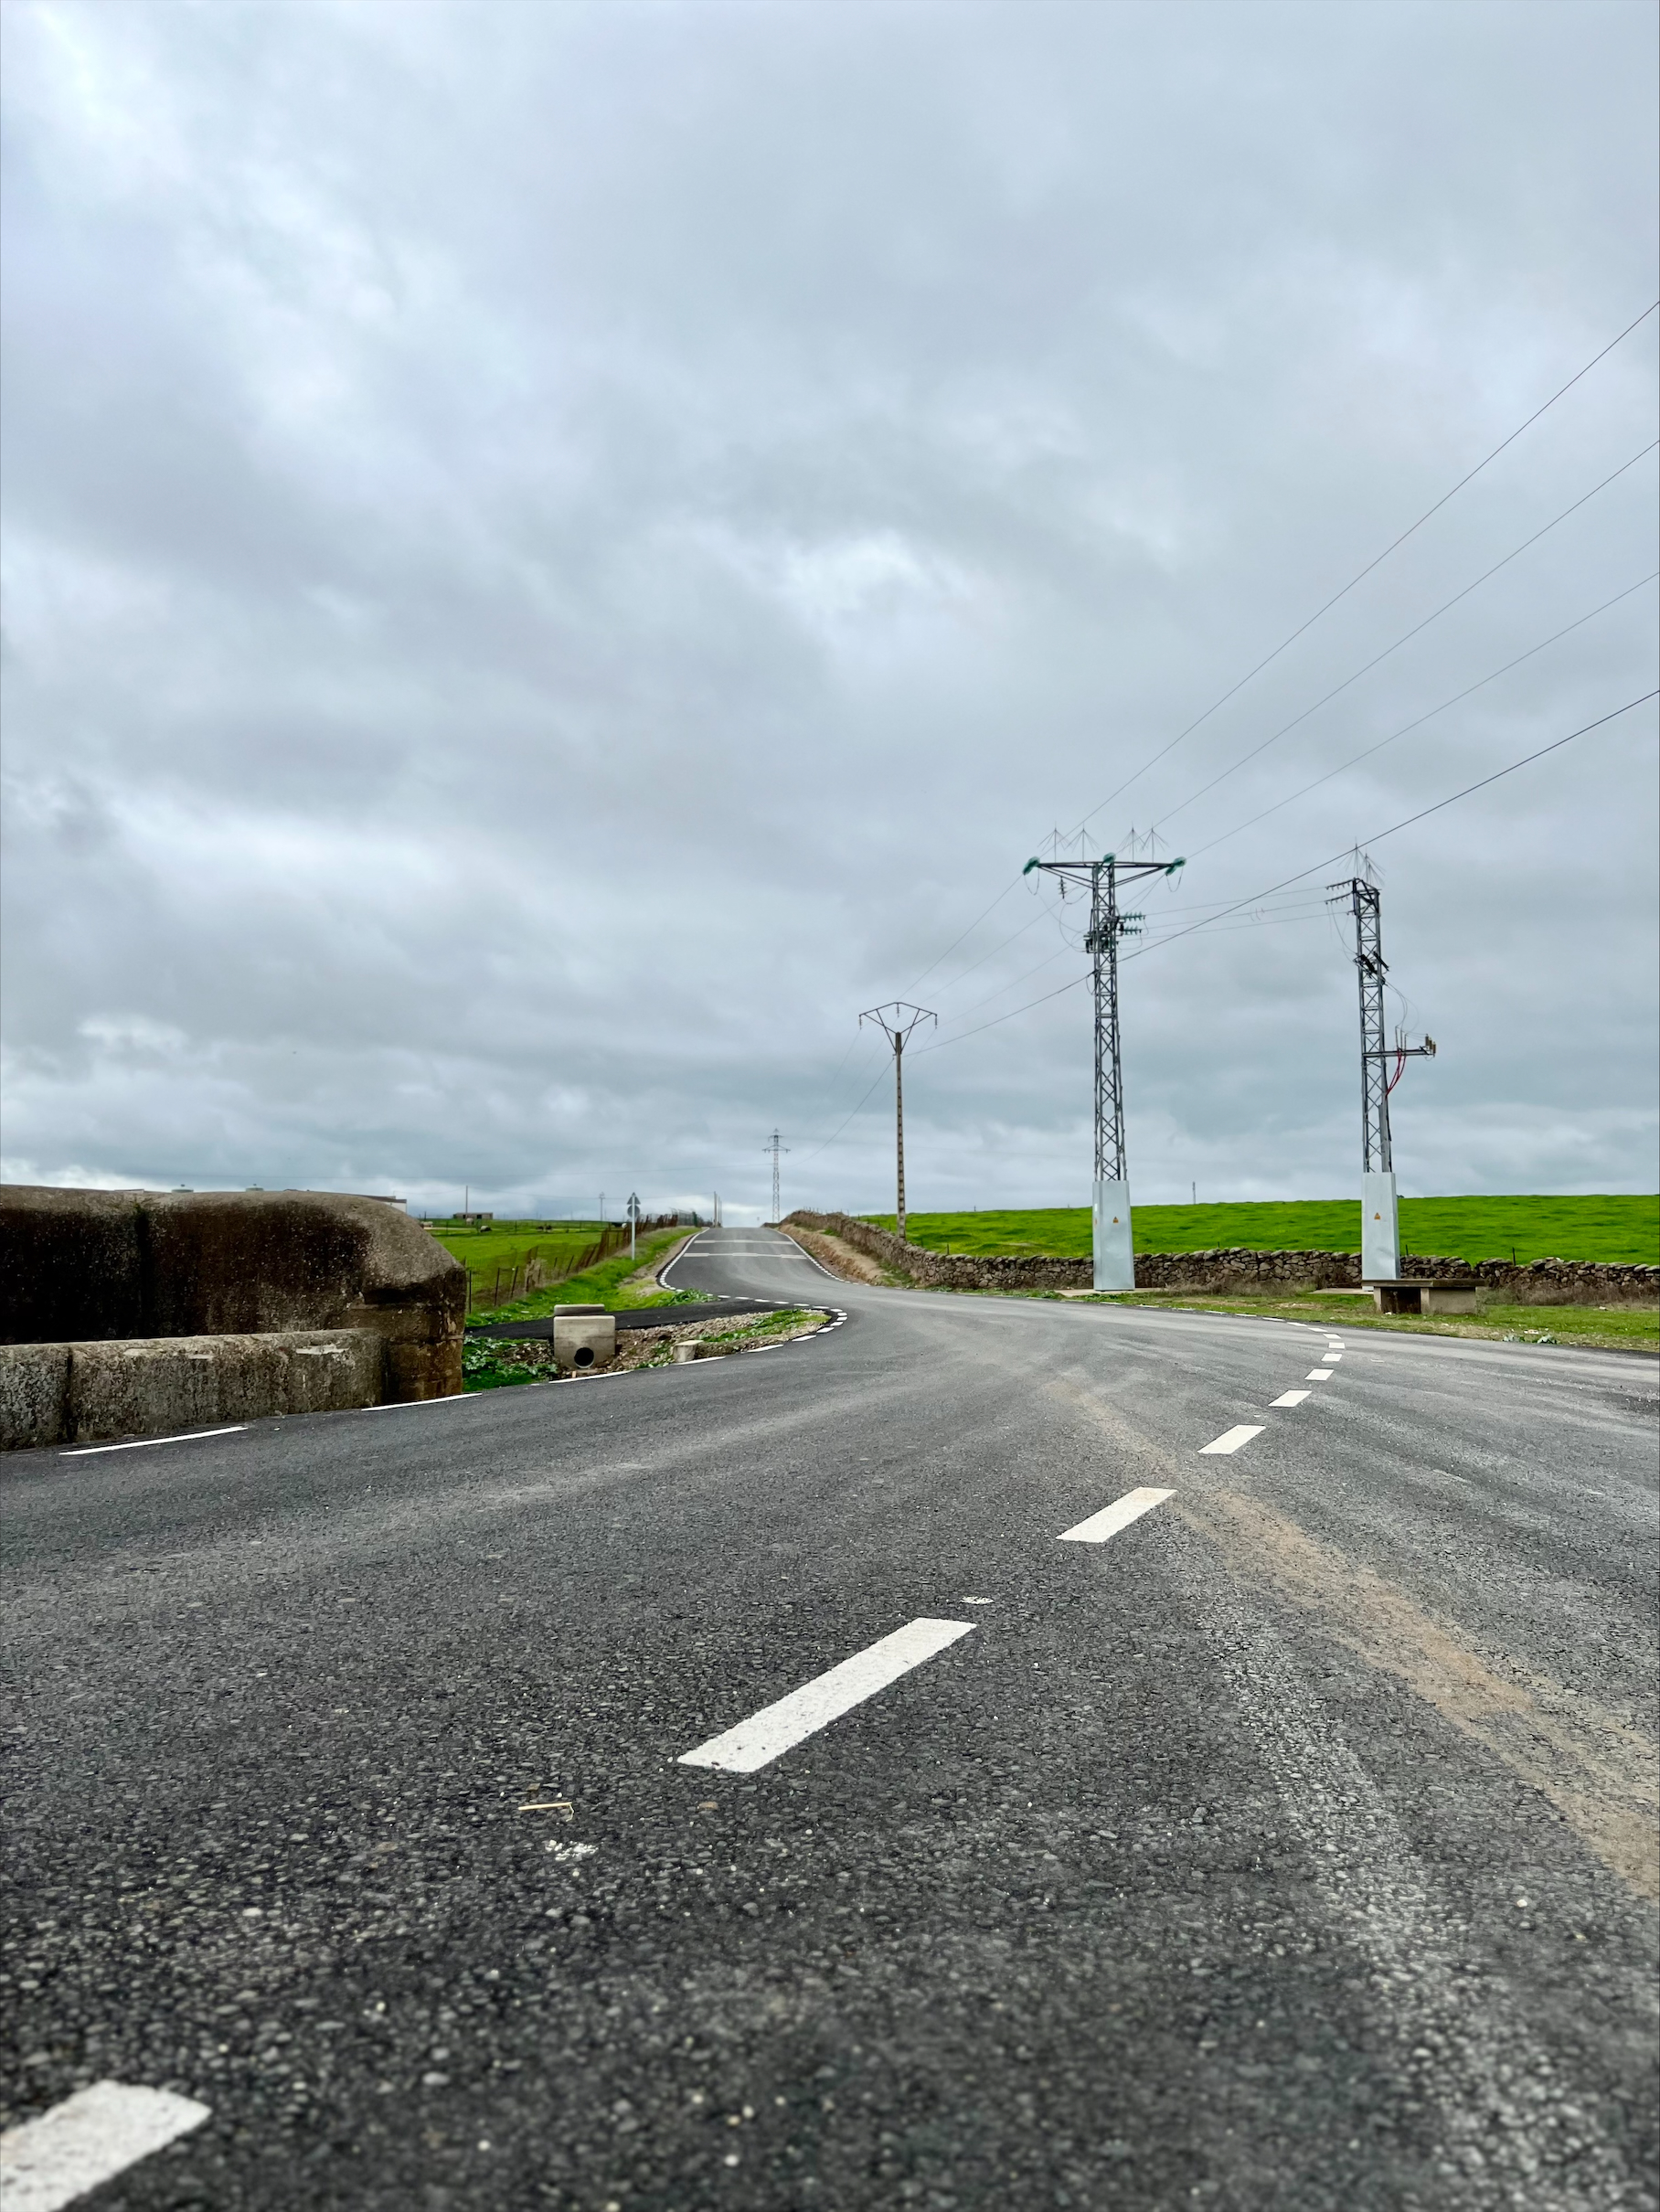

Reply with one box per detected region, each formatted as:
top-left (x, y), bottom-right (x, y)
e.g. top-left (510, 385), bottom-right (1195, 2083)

top-left (3, 0), bottom-right (1655, 1225)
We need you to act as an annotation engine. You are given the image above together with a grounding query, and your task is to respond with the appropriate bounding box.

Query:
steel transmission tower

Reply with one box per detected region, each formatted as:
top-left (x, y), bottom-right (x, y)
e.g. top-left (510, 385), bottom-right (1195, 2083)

top-left (1023, 848), bottom-right (1185, 1289)
top-left (860, 1002), bottom-right (936, 1243)
top-left (1327, 871), bottom-right (1435, 1281)
top-left (763, 1131), bottom-right (788, 1222)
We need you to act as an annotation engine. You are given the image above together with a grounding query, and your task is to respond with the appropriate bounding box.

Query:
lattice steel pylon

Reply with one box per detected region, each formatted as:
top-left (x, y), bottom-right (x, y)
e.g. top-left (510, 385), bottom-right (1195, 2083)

top-left (763, 1130), bottom-right (788, 1223)
top-left (1327, 870), bottom-right (1435, 1281)
top-left (860, 1002), bottom-right (936, 1244)
top-left (1023, 847), bottom-right (1185, 1288)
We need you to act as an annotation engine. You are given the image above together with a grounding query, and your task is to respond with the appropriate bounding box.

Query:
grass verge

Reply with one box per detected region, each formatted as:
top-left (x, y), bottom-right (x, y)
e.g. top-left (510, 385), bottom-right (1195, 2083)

top-left (1059, 1289), bottom-right (1658, 1355)
top-left (864, 1196), bottom-right (1659, 1267)
top-left (463, 1304), bottom-right (824, 1389)
top-left (463, 1226), bottom-right (696, 1328)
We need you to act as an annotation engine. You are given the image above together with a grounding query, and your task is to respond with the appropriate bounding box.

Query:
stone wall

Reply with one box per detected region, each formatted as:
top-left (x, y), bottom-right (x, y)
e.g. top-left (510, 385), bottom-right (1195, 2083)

top-left (783, 1213), bottom-right (1658, 1307)
top-left (1, 1187), bottom-right (468, 1442)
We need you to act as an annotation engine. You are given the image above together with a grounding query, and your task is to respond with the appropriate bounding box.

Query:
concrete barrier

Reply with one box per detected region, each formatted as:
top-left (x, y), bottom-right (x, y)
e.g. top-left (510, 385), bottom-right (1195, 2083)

top-left (1, 1329), bottom-right (387, 1452)
top-left (0, 1344), bottom-right (70, 1452)
top-left (1, 1186), bottom-right (468, 1447)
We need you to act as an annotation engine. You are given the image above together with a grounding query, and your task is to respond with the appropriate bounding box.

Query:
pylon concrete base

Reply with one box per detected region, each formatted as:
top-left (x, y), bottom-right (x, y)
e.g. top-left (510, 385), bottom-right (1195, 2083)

top-left (1362, 1171), bottom-right (1400, 1281)
top-left (1092, 1180), bottom-right (1134, 1292)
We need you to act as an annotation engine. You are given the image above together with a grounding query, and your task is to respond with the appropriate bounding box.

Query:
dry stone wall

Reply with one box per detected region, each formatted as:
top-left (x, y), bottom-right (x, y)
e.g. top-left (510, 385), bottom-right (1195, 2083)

top-left (783, 1213), bottom-right (1657, 1307)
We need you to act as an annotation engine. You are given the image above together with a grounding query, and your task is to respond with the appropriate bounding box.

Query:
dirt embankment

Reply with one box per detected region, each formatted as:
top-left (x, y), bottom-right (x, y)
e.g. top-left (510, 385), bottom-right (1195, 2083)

top-left (780, 1223), bottom-right (890, 1285)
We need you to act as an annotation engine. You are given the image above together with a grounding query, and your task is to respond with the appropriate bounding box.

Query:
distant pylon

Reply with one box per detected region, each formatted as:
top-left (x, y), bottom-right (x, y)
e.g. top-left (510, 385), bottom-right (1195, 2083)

top-left (763, 1131), bottom-right (788, 1222)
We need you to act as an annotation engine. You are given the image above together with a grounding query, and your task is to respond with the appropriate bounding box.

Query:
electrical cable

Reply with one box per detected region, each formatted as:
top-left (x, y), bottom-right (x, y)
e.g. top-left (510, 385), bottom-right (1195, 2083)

top-left (1067, 301), bottom-right (1660, 837)
top-left (912, 559), bottom-right (1657, 1015)
top-left (911, 690), bottom-right (1656, 1057)
top-left (1186, 569), bottom-right (1659, 857)
top-left (793, 1059), bottom-right (897, 1165)
top-left (1122, 689), bottom-right (1658, 970)
top-left (1145, 443), bottom-right (1656, 833)
top-left (894, 301), bottom-right (1658, 1008)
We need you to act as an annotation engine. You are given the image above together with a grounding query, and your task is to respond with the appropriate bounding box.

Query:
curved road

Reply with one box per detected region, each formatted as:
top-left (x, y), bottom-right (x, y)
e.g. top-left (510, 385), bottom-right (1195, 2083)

top-left (3, 1228), bottom-right (1655, 2210)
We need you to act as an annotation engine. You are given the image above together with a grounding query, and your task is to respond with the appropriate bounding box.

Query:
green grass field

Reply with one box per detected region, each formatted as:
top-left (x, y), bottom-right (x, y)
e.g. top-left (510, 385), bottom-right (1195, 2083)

top-left (457, 1224), bottom-right (695, 1327)
top-left (424, 1218), bottom-right (621, 1310)
top-left (1073, 1290), bottom-right (1659, 1356)
top-left (862, 1196), bottom-right (1659, 1267)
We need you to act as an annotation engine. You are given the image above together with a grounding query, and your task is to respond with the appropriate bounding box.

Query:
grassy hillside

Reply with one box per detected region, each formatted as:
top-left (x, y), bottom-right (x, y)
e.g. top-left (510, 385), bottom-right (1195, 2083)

top-left (459, 1224), bottom-right (695, 1327)
top-left (861, 1196), bottom-right (1659, 1268)
top-left (425, 1218), bottom-right (620, 1310)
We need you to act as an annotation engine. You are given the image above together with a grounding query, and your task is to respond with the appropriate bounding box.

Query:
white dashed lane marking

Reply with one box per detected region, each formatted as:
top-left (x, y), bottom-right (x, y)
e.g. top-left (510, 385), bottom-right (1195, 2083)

top-left (1306, 1369), bottom-right (1334, 1380)
top-left (1272, 1390), bottom-right (1312, 1408)
top-left (1058, 1486), bottom-right (1175, 1544)
top-left (60, 1427), bottom-right (245, 1459)
top-left (359, 1394), bottom-right (478, 1414)
top-left (0, 2082), bottom-right (210, 2212)
top-left (678, 1618), bottom-right (975, 1774)
top-left (1199, 1425), bottom-right (1266, 1455)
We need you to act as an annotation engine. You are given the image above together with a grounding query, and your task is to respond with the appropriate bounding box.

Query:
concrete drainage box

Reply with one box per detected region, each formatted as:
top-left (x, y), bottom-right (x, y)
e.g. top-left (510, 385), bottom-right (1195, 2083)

top-left (551, 1304), bottom-right (617, 1374)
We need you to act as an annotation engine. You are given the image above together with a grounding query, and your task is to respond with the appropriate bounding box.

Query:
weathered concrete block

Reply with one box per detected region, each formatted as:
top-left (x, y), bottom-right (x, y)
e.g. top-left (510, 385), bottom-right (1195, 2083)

top-left (552, 1314), bottom-right (617, 1374)
top-left (64, 1329), bottom-right (385, 1447)
top-left (0, 1343), bottom-right (71, 1451)
top-left (1, 1186), bottom-right (466, 1399)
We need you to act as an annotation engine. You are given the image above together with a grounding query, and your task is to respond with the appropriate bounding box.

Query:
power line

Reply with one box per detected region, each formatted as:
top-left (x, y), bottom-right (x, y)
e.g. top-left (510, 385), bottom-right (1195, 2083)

top-left (1068, 300), bottom-right (1660, 836)
top-left (889, 301), bottom-right (1657, 1034)
top-left (1144, 441), bottom-right (1656, 834)
top-left (913, 691), bottom-right (1656, 1057)
top-left (793, 1060), bottom-right (896, 1164)
top-left (916, 552), bottom-right (1655, 1016)
top-left (1123, 690), bottom-right (1658, 970)
top-left (1186, 569), bottom-right (1658, 858)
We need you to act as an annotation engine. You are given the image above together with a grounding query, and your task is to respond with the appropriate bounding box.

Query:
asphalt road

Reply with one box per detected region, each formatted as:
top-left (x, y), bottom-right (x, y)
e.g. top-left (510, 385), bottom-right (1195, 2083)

top-left (3, 1227), bottom-right (1656, 2212)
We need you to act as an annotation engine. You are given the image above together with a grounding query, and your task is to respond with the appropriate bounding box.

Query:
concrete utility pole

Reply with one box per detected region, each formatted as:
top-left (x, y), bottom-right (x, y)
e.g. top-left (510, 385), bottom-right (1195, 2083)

top-left (1326, 870), bottom-right (1435, 1281)
top-left (762, 1132), bottom-right (788, 1223)
top-left (1023, 848), bottom-right (1185, 1291)
top-left (859, 1002), bottom-right (936, 1245)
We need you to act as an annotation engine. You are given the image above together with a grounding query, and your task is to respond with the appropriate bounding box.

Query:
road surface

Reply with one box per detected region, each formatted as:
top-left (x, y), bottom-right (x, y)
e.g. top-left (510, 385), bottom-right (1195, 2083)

top-left (3, 1227), bottom-right (1655, 2210)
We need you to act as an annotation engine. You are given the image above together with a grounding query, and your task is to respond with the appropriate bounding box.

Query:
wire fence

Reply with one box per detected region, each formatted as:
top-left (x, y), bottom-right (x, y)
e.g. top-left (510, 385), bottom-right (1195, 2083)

top-left (464, 1218), bottom-right (686, 1311)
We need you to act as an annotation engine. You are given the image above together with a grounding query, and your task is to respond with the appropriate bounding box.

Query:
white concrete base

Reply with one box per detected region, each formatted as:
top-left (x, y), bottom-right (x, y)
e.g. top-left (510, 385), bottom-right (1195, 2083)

top-left (1361, 1171), bottom-right (1400, 1282)
top-left (552, 1314), bottom-right (617, 1373)
top-left (1092, 1180), bottom-right (1135, 1292)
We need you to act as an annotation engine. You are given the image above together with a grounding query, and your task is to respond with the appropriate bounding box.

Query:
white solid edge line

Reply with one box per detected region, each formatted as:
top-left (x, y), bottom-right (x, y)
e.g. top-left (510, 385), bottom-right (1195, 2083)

top-left (1271, 1389), bottom-right (1312, 1407)
top-left (678, 1618), bottom-right (974, 1773)
top-left (60, 1427), bottom-right (245, 1459)
top-left (1199, 1424), bottom-right (1266, 1454)
top-left (359, 1394), bottom-right (475, 1412)
top-left (1058, 1485), bottom-right (1175, 1545)
top-left (0, 2081), bottom-right (211, 2212)
top-left (1306, 1369), bottom-right (1334, 1380)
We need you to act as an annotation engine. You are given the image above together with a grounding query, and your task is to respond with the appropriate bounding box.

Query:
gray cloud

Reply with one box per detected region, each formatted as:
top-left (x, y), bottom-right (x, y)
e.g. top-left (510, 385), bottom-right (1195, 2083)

top-left (3, 0), bottom-right (1655, 1221)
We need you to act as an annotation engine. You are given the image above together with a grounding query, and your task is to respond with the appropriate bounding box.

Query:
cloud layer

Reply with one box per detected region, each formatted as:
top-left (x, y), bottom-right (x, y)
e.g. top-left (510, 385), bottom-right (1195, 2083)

top-left (3, 0), bottom-right (1655, 1221)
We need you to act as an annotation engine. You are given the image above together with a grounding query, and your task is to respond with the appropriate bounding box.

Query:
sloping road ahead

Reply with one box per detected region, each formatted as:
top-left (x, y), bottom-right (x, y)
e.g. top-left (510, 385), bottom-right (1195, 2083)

top-left (3, 1228), bottom-right (1655, 2211)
